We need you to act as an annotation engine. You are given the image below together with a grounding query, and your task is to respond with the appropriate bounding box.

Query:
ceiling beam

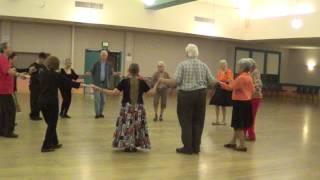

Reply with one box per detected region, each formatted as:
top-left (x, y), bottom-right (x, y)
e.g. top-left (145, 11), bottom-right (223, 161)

top-left (145, 0), bottom-right (196, 10)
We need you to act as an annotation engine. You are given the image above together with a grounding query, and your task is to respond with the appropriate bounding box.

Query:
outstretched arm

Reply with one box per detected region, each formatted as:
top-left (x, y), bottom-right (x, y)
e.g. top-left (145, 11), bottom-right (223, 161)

top-left (91, 85), bottom-right (121, 96)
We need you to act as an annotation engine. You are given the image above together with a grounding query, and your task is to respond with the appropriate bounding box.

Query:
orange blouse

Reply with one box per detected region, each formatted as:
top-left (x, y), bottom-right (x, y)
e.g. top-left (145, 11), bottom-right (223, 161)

top-left (220, 72), bottom-right (254, 101)
top-left (216, 69), bottom-right (233, 82)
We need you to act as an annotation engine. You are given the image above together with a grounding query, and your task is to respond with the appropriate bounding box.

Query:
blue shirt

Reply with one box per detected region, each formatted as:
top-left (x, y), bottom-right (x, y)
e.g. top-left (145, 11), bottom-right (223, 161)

top-left (100, 62), bottom-right (106, 82)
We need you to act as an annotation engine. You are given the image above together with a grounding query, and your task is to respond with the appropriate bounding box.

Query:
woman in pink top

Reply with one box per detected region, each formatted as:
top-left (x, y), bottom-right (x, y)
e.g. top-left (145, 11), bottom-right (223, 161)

top-left (220, 58), bottom-right (254, 152)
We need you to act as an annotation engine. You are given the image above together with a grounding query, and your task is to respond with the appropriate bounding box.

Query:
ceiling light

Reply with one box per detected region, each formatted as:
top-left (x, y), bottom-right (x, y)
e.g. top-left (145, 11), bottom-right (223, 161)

top-left (291, 18), bottom-right (303, 29)
top-left (144, 0), bottom-right (156, 6)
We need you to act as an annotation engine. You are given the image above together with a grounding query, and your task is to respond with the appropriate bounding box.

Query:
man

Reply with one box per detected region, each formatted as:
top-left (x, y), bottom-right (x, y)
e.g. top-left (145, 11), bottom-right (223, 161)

top-left (0, 42), bottom-right (19, 138)
top-left (159, 44), bottom-right (216, 155)
top-left (28, 52), bottom-right (48, 121)
top-left (152, 61), bottom-right (170, 122)
top-left (90, 50), bottom-right (120, 119)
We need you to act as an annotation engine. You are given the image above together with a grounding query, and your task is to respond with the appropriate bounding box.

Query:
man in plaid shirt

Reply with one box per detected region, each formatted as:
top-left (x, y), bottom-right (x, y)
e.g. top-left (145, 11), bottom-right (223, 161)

top-left (159, 43), bottom-right (216, 155)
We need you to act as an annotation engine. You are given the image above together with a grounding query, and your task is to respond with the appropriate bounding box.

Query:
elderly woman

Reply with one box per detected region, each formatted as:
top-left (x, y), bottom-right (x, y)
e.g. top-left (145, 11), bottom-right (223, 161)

top-left (210, 59), bottom-right (233, 125)
top-left (246, 59), bottom-right (263, 141)
top-left (220, 58), bottom-right (254, 152)
top-left (159, 44), bottom-right (215, 155)
top-left (59, 58), bottom-right (79, 119)
top-left (152, 61), bottom-right (170, 122)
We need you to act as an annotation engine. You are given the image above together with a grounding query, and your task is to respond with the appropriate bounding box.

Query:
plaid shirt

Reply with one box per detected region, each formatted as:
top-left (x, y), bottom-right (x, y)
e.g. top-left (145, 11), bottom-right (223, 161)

top-left (174, 59), bottom-right (215, 91)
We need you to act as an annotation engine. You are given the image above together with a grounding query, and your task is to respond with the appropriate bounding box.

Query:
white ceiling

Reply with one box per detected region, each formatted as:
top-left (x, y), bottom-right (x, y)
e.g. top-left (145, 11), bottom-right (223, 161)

top-left (197, 0), bottom-right (239, 8)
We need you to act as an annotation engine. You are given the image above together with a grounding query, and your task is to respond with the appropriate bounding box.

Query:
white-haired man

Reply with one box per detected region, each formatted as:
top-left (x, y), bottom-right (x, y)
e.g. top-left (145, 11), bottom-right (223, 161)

top-left (152, 61), bottom-right (170, 122)
top-left (90, 50), bottom-right (120, 119)
top-left (159, 43), bottom-right (216, 155)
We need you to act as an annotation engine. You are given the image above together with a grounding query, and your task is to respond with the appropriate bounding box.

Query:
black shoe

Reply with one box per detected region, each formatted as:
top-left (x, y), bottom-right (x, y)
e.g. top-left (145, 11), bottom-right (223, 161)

top-left (30, 116), bottom-right (42, 121)
top-left (4, 133), bottom-right (19, 138)
top-left (99, 114), bottom-right (104, 118)
top-left (52, 144), bottom-right (63, 149)
top-left (193, 148), bottom-right (200, 154)
top-left (176, 147), bottom-right (193, 155)
top-left (224, 144), bottom-right (237, 149)
top-left (153, 115), bottom-right (158, 122)
top-left (95, 115), bottom-right (100, 119)
top-left (41, 148), bottom-right (55, 153)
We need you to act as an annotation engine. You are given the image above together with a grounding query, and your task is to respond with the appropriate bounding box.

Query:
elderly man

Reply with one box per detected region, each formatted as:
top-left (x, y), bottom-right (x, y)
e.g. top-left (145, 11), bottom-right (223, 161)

top-left (90, 50), bottom-right (120, 119)
top-left (152, 61), bottom-right (170, 122)
top-left (159, 44), bottom-right (215, 155)
top-left (0, 42), bottom-right (23, 138)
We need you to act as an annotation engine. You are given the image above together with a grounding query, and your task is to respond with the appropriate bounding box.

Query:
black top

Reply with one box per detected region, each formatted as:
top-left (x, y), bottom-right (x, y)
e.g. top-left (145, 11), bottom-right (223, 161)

top-left (38, 69), bottom-right (80, 104)
top-left (29, 62), bottom-right (47, 87)
top-left (116, 78), bottom-right (150, 106)
top-left (60, 68), bottom-right (79, 90)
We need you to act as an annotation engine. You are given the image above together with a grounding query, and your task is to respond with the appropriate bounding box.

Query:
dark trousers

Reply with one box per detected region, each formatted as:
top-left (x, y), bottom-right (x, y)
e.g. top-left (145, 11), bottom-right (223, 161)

top-left (29, 86), bottom-right (41, 118)
top-left (177, 89), bottom-right (207, 152)
top-left (0, 95), bottom-right (16, 135)
top-left (40, 101), bottom-right (59, 149)
top-left (60, 88), bottom-right (72, 116)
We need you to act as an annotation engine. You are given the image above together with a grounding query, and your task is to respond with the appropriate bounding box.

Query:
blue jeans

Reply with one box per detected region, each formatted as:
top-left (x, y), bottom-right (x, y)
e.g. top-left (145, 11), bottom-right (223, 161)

top-left (94, 90), bottom-right (105, 116)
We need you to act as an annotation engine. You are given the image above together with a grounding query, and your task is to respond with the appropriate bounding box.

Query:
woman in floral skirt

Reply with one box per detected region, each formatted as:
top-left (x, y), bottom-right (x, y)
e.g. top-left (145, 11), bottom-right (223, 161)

top-left (93, 63), bottom-right (157, 152)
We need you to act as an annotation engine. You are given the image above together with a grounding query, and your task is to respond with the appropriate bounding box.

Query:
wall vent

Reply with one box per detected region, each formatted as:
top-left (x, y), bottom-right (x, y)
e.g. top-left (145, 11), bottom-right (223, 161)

top-left (194, 16), bottom-right (215, 24)
top-left (75, 1), bottom-right (103, 9)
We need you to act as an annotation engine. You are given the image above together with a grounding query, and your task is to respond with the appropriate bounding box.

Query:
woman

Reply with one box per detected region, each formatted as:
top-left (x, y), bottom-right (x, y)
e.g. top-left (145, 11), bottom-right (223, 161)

top-left (246, 59), bottom-right (263, 141)
top-left (210, 59), bottom-right (233, 126)
top-left (59, 58), bottom-right (79, 119)
top-left (152, 61), bottom-right (170, 122)
top-left (93, 63), bottom-right (157, 152)
top-left (38, 56), bottom-right (82, 152)
top-left (220, 58), bottom-right (254, 152)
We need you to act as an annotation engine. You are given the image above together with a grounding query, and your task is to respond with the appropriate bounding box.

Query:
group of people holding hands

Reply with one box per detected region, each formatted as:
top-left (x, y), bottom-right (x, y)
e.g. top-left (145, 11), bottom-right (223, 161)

top-left (0, 42), bottom-right (262, 154)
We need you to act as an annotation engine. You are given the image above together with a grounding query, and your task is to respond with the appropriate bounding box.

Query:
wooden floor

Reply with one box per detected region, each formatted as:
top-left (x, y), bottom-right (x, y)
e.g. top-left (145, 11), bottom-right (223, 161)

top-left (1, 94), bottom-right (320, 180)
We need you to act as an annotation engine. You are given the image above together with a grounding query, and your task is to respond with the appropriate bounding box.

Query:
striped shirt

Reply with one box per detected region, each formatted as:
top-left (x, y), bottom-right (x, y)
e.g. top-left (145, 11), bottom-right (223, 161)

top-left (174, 59), bottom-right (215, 91)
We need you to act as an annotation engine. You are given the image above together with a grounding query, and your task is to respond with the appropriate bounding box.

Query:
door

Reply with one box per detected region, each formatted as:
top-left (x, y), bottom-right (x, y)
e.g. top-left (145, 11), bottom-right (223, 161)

top-left (84, 49), bottom-right (101, 85)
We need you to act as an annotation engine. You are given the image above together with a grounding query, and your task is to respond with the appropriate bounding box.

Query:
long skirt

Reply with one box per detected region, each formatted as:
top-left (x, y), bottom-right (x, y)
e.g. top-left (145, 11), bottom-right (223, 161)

top-left (0, 95), bottom-right (16, 135)
top-left (112, 104), bottom-right (151, 150)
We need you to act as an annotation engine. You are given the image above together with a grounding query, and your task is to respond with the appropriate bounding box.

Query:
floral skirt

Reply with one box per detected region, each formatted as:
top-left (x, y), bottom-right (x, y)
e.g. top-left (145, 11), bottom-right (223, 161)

top-left (112, 104), bottom-right (151, 149)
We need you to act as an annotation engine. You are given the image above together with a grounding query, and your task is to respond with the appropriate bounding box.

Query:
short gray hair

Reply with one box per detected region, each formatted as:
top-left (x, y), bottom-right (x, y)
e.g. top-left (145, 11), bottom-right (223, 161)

top-left (158, 61), bottom-right (165, 66)
top-left (247, 58), bottom-right (256, 69)
top-left (238, 58), bottom-right (253, 72)
top-left (100, 50), bottom-right (108, 56)
top-left (185, 43), bottom-right (199, 58)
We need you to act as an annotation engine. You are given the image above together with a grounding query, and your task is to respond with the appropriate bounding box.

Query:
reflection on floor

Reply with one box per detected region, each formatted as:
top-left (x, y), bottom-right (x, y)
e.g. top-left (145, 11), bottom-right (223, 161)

top-left (0, 94), bottom-right (320, 180)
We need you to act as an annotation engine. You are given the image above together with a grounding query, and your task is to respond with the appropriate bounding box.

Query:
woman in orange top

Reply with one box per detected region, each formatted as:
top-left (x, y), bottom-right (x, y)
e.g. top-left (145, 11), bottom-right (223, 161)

top-left (220, 58), bottom-right (254, 152)
top-left (210, 60), bottom-right (233, 125)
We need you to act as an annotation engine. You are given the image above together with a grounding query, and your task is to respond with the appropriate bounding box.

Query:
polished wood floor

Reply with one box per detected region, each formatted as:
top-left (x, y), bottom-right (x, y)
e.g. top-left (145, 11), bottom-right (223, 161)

top-left (1, 94), bottom-right (320, 180)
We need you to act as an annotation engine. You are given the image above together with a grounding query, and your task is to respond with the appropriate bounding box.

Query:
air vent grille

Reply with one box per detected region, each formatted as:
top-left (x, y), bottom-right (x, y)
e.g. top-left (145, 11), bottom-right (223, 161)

top-left (75, 1), bottom-right (103, 9)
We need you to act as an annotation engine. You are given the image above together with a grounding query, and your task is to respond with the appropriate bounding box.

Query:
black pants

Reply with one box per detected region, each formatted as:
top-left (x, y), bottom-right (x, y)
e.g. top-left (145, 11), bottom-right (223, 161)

top-left (177, 89), bottom-right (207, 152)
top-left (0, 95), bottom-right (16, 136)
top-left (40, 101), bottom-right (59, 149)
top-left (29, 86), bottom-right (41, 118)
top-left (60, 88), bottom-right (72, 116)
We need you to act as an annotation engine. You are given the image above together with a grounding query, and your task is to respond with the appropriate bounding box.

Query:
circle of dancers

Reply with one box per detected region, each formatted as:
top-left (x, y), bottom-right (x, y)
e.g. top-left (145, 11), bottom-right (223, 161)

top-left (0, 42), bottom-right (262, 154)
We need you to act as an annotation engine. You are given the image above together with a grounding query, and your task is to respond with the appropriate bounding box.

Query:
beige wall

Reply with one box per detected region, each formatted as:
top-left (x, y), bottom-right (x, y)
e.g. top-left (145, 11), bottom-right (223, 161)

top-left (133, 32), bottom-right (233, 76)
top-left (73, 27), bottom-right (125, 73)
top-left (3, 20), bottom-right (319, 86)
top-left (11, 22), bottom-right (72, 60)
top-left (286, 49), bottom-right (320, 86)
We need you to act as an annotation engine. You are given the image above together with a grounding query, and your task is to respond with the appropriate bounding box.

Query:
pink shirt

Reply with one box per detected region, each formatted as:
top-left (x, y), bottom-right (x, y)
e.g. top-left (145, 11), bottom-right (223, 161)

top-left (0, 54), bottom-right (14, 94)
top-left (221, 72), bottom-right (254, 101)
